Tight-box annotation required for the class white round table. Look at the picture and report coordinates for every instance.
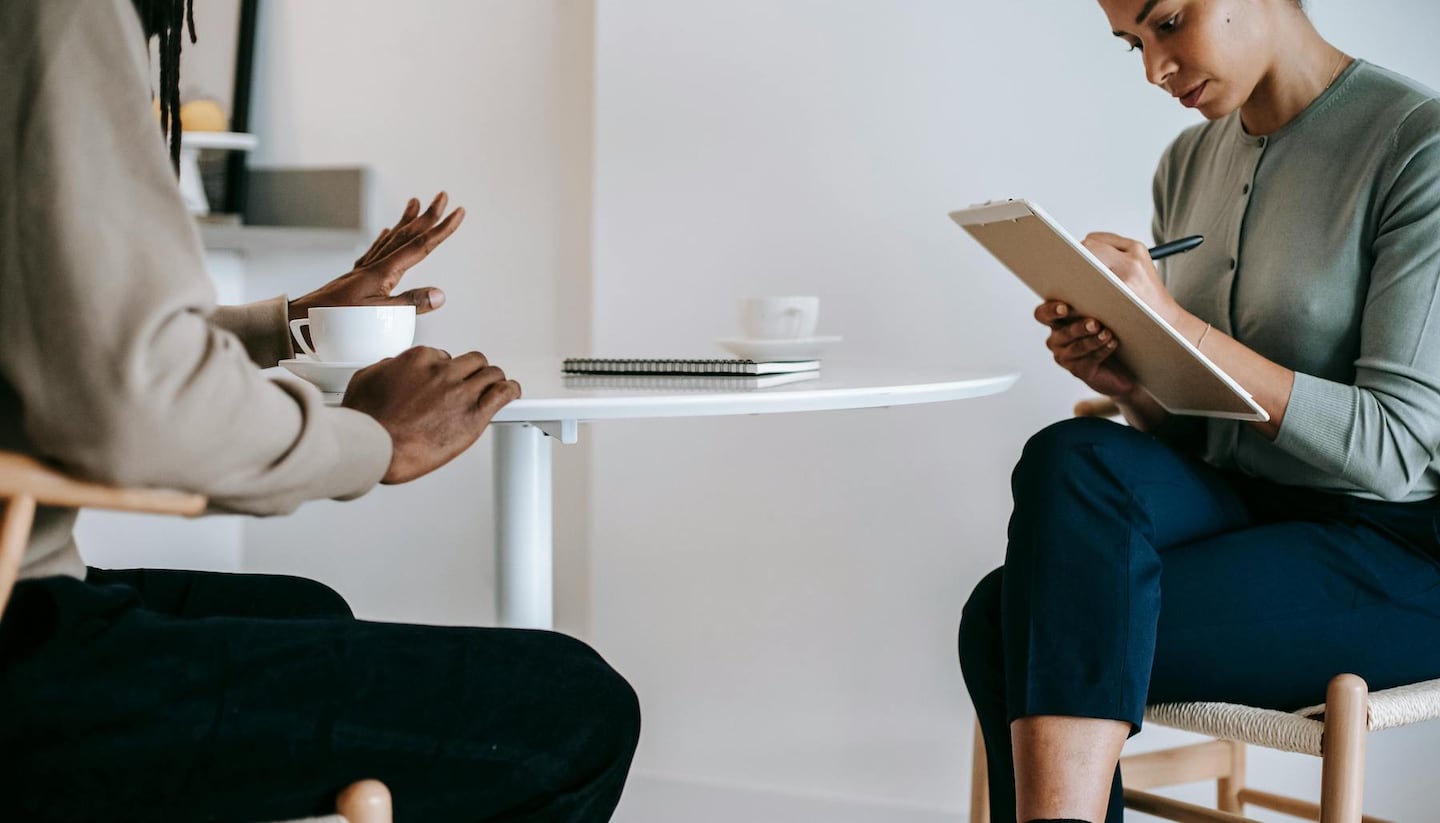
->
[480,358,1018,629]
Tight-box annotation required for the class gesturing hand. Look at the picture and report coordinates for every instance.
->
[289,193,466,324]
[341,347,521,484]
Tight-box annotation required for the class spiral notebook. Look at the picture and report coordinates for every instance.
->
[561,357,820,376]
[563,371,821,391]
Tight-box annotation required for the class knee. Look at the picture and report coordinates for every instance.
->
[1016,417,1120,477]
[540,633,641,770]
[264,574,354,620]
[958,568,1005,685]
[583,647,642,764]
[1010,416,1133,504]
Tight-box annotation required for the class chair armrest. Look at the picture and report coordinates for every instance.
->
[1073,397,1122,418]
[336,779,392,823]
[0,451,208,618]
[0,452,205,516]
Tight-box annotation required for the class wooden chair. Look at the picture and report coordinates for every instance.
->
[0,451,393,823]
[965,399,1440,823]
[972,673,1440,823]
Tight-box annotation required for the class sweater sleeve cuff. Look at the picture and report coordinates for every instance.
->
[318,405,394,500]
[211,295,295,369]
[1273,371,1358,475]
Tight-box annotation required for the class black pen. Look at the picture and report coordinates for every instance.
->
[1148,235,1204,260]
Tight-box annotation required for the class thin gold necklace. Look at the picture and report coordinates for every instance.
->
[1325,50,1349,90]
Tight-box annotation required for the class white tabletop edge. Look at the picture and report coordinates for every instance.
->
[489,371,1019,423]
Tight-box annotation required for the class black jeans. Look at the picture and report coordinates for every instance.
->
[0,567,640,823]
[959,418,1440,823]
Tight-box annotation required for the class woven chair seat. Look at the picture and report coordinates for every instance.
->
[1144,677,1440,756]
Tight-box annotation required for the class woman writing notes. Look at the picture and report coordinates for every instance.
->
[957,1,1440,821]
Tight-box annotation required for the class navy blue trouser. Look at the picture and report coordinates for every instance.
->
[958,418,1440,823]
[0,568,640,823]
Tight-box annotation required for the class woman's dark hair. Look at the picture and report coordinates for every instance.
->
[131,0,196,173]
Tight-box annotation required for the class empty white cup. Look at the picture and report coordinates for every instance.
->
[740,296,820,340]
[289,306,416,364]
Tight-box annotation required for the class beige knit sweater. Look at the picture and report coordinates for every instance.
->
[0,0,393,581]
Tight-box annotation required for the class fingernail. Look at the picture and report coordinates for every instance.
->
[1098,329,1110,341]
[1086,320,1098,332]
[428,289,445,309]
[1107,340,1118,348]
[1056,304,1069,316]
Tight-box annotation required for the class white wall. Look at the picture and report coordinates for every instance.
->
[588,1,1440,820]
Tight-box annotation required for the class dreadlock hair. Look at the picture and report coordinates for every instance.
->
[131,0,197,174]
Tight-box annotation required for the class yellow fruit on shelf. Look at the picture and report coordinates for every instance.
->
[179,99,228,132]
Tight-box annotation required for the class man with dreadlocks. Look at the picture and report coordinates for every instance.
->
[0,1,640,821]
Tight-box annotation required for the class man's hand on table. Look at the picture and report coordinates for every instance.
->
[341,347,521,484]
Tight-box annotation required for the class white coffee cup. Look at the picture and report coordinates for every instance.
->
[740,296,820,340]
[289,306,416,364]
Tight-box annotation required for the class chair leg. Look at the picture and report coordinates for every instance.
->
[0,494,37,618]
[971,720,990,823]
[1217,739,1246,813]
[1319,674,1368,823]
[336,780,392,823]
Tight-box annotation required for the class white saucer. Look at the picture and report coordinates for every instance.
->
[278,357,367,393]
[716,335,841,362]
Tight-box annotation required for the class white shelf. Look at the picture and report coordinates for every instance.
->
[181,131,259,151]
[198,223,367,255]
[181,132,258,216]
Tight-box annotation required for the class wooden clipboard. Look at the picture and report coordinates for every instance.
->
[950,199,1267,421]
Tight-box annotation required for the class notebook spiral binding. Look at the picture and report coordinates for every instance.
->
[561,357,819,376]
